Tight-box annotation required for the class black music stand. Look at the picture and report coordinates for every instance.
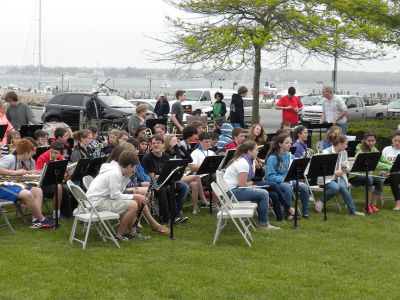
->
[146,118,168,133]
[158,159,189,240]
[218,149,235,170]
[19,124,43,138]
[197,155,224,214]
[303,122,333,140]
[389,154,400,174]
[39,160,68,229]
[284,158,310,228]
[70,158,91,184]
[0,124,7,141]
[307,153,338,221]
[350,152,381,214]
[290,146,296,155]
[347,140,360,158]
[85,156,107,177]
[33,146,50,161]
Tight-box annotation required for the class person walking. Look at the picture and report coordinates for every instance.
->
[4,91,39,130]
[230,86,247,128]
[85,89,102,129]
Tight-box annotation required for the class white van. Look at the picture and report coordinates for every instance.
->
[170,88,237,116]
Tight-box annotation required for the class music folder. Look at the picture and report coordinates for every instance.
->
[0,124,7,141]
[70,158,91,182]
[218,149,236,170]
[19,124,44,138]
[284,158,310,182]
[39,160,68,187]
[157,159,189,184]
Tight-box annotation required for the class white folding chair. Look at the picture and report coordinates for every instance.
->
[0,199,15,233]
[82,175,94,191]
[212,182,255,247]
[305,177,342,212]
[67,181,120,249]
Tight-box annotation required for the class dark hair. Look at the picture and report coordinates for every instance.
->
[198,132,211,141]
[288,86,296,95]
[54,127,68,139]
[227,140,257,167]
[214,92,224,101]
[50,140,64,152]
[151,134,164,144]
[280,121,291,129]
[210,132,219,141]
[117,130,129,139]
[87,125,99,134]
[134,125,148,138]
[392,130,400,139]
[176,90,185,99]
[294,125,307,140]
[126,137,140,148]
[267,133,291,168]
[332,134,347,146]
[182,125,197,140]
[154,124,166,132]
[106,143,135,163]
[215,117,225,127]
[360,131,377,152]
[238,86,248,95]
[118,150,139,168]
[73,129,91,141]
[34,129,48,139]
[232,127,245,138]
[4,91,18,102]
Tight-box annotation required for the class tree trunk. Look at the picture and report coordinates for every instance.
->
[252,44,261,124]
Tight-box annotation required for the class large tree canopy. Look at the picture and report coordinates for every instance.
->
[158,0,399,124]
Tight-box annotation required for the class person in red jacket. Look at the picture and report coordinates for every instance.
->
[275,86,303,125]
[35,140,72,218]
[224,127,246,151]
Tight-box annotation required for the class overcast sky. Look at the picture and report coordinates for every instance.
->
[1,0,399,72]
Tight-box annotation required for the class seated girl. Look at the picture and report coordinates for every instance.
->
[322,125,342,150]
[223,140,280,230]
[349,131,390,213]
[316,135,365,216]
[382,131,400,211]
[266,133,310,218]
[292,125,309,158]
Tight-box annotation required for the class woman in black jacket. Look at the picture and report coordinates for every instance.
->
[229,86,248,128]
[154,94,170,119]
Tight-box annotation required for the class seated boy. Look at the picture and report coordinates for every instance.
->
[102,129,120,155]
[86,150,149,241]
[0,139,52,228]
[224,127,246,151]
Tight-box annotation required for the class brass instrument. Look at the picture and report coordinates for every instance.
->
[145,128,153,138]
[0,174,41,188]
[67,162,78,171]
[306,148,315,158]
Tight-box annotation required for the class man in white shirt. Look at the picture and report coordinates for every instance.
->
[320,85,348,134]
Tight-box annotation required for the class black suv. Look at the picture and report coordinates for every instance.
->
[42,92,134,130]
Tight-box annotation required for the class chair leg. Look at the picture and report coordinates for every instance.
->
[230,217,252,247]
[100,219,120,249]
[69,217,78,244]
[83,219,92,250]
[0,209,14,233]
[213,217,223,245]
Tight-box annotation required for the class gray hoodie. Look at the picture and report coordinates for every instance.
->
[6,102,39,130]
[86,161,132,206]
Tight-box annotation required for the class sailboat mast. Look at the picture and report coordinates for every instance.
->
[38,0,42,91]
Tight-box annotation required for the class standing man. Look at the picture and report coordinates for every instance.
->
[275,86,303,126]
[85,89,102,129]
[170,90,185,133]
[320,85,348,134]
[4,91,39,130]
[154,94,170,119]
[230,86,247,128]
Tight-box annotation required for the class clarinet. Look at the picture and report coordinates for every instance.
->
[132,183,155,229]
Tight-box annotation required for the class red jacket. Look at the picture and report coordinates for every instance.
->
[224,141,237,151]
[35,150,64,171]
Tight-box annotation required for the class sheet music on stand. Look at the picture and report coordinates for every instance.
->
[389,154,400,174]
[146,118,168,133]
[70,158,91,182]
[218,149,236,170]
[85,156,107,177]
[19,124,43,138]
[0,124,7,142]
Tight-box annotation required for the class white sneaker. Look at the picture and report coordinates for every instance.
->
[353,211,365,217]
[315,201,323,213]
[192,208,200,215]
[288,207,295,215]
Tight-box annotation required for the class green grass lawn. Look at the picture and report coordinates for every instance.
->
[1,189,400,299]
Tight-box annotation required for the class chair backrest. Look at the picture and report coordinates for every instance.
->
[215,170,239,205]
[211,182,231,212]
[67,180,96,214]
[82,175,94,190]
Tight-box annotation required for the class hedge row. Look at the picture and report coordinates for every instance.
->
[347,120,400,150]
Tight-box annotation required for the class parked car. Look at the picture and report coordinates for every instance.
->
[128,99,157,119]
[302,95,388,123]
[388,99,400,118]
[169,88,236,116]
[42,92,134,131]
[301,95,323,107]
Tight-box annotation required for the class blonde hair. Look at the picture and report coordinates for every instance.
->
[136,104,147,114]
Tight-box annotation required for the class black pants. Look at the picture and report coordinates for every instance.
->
[154,186,175,222]
[41,183,76,218]
[386,173,400,201]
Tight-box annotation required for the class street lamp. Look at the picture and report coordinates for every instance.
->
[148,75,153,99]
[210,77,214,88]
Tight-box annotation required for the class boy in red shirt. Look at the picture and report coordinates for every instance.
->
[224,127,246,151]
[275,86,303,125]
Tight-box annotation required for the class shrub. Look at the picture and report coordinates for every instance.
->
[347,120,399,150]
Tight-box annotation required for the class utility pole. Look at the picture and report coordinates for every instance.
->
[38,0,42,91]
[148,75,153,99]
[332,24,338,94]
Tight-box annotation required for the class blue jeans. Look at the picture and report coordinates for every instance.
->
[232,187,269,225]
[322,178,356,214]
[278,181,310,215]
[348,175,384,196]
[336,122,347,135]
[176,181,190,215]
[256,181,289,220]
[231,123,242,128]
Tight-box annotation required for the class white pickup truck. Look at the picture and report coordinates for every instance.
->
[302,95,388,123]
